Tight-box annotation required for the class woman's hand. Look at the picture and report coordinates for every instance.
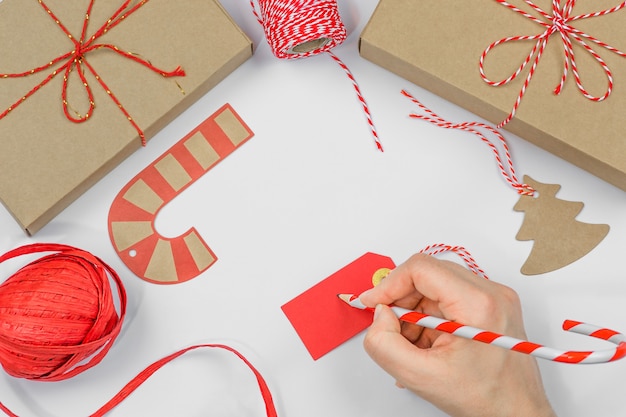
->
[359,253,556,417]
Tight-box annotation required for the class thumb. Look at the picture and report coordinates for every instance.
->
[363,305,425,382]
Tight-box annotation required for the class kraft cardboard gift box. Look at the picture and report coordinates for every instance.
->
[0,0,253,234]
[360,0,626,191]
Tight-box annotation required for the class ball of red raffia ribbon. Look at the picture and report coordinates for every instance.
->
[0,243,126,382]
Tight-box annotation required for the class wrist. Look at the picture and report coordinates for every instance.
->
[506,395,556,417]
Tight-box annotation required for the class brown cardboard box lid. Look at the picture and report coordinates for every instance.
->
[0,0,253,234]
[360,0,626,191]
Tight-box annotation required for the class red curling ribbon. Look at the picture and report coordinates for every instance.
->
[0,0,185,146]
[402,89,536,196]
[0,345,278,417]
[90,344,278,417]
[480,0,626,128]
[0,243,278,416]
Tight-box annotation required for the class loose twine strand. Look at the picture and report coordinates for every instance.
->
[402,90,535,196]
[250,0,383,151]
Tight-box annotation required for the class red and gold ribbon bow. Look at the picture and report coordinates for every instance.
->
[0,0,185,146]
[480,0,626,128]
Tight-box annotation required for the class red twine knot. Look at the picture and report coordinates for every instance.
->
[0,243,126,382]
[480,0,626,128]
[0,0,185,146]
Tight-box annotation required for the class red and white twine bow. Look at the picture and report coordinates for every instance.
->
[0,0,185,146]
[481,0,626,128]
[402,90,535,196]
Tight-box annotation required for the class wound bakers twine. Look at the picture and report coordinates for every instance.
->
[250,0,383,151]
[0,244,277,417]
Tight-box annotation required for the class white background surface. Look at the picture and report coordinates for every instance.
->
[2,1,626,416]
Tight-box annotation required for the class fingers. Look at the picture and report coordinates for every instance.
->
[359,253,482,313]
[363,304,427,384]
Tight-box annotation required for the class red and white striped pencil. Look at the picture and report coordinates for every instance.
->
[338,293,626,364]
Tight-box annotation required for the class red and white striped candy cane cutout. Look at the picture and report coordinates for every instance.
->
[108,104,253,284]
[341,294,626,364]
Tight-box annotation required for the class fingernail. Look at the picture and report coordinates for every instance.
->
[374,304,383,319]
[359,288,372,298]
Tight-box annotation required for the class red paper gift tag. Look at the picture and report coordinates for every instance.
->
[281,252,395,360]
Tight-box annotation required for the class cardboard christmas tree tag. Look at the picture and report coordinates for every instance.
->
[400,91,610,276]
[514,175,610,275]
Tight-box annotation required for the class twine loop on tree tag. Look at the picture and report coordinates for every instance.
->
[250,0,383,151]
[0,0,185,146]
[480,0,626,128]
[402,89,610,275]
[402,90,535,196]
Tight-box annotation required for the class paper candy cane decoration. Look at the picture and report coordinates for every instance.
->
[108,104,253,284]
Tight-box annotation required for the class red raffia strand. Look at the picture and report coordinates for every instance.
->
[480,0,626,128]
[88,344,278,417]
[0,0,185,146]
[401,89,536,196]
[0,244,277,417]
[419,243,489,280]
[250,0,383,152]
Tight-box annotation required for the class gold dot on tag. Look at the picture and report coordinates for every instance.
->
[372,268,391,286]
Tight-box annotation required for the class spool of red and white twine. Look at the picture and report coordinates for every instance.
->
[0,244,277,417]
[250,0,383,151]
